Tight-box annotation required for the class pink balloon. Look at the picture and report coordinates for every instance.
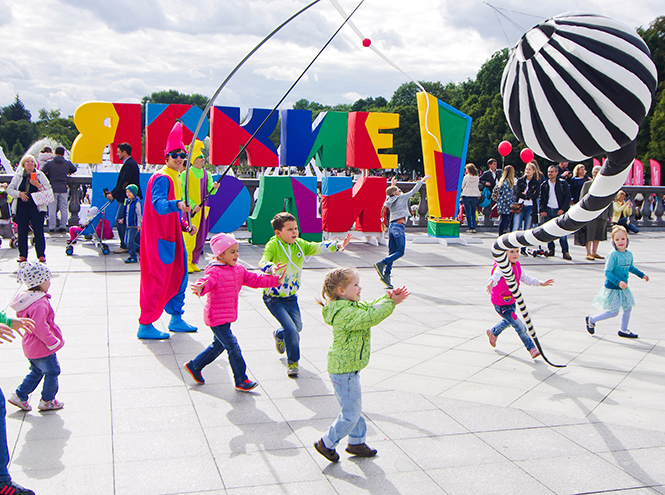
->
[498,141,512,157]
[520,148,534,163]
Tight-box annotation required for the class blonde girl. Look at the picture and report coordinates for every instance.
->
[314,268,408,463]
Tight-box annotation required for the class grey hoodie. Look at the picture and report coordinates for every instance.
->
[384,180,425,223]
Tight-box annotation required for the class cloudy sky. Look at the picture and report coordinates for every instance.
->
[0,0,662,119]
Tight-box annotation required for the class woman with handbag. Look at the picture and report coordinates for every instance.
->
[6,155,52,263]
[494,165,515,236]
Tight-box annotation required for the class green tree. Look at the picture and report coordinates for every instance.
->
[0,95,32,123]
[36,108,79,148]
[11,141,24,160]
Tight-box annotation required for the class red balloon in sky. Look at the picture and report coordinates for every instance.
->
[362,38,371,47]
[520,148,534,163]
[498,141,512,157]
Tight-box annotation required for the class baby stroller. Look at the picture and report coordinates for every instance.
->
[65,201,113,256]
[0,187,17,249]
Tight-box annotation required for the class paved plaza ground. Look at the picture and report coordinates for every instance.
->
[1,228,664,495]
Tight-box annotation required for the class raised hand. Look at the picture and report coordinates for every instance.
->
[191,280,206,296]
[338,233,352,251]
[388,286,410,305]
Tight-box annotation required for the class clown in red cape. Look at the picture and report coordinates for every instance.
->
[137,122,198,340]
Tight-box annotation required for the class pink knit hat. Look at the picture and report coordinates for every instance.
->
[210,233,238,257]
[164,121,186,158]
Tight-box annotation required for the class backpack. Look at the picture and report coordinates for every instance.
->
[479,187,492,208]
[491,183,501,202]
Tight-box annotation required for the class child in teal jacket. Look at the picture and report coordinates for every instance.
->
[314,267,409,463]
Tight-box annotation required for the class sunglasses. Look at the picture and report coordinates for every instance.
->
[168,152,187,159]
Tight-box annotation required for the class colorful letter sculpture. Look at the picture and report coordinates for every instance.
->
[209,106,278,167]
[71,102,142,164]
[347,112,399,169]
[207,175,252,234]
[416,91,472,236]
[279,110,348,169]
[145,104,209,164]
[247,176,321,244]
[321,176,385,233]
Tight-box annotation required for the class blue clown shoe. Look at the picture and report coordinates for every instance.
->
[169,315,198,333]
[137,324,170,340]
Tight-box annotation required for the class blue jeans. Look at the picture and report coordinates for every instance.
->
[490,303,535,351]
[16,353,60,402]
[0,387,9,482]
[263,295,302,363]
[189,323,248,385]
[617,217,639,233]
[322,371,366,449]
[544,207,569,254]
[462,196,478,230]
[125,227,139,259]
[512,205,534,231]
[498,214,512,235]
[381,221,406,277]
[115,202,127,249]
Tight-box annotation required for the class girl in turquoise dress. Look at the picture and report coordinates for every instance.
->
[585,225,650,338]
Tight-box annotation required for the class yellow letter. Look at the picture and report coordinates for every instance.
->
[71,102,119,163]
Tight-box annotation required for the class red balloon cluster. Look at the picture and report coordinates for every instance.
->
[498,141,512,157]
[520,148,534,163]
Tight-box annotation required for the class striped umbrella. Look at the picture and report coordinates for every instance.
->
[495,13,657,367]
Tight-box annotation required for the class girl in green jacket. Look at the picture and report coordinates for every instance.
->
[314,267,409,463]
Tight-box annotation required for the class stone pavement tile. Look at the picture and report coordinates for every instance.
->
[606,386,665,411]
[362,389,439,414]
[427,461,554,495]
[465,365,555,390]
[271,396,340,421]
[212,446,322,490]
[12,463,114,495]
[442,403,544,433]
[477,426,590,461]
[205,421,303,454]
[194,394,285,428]
[439,381,529,408]
[372,371,459,396]
[114,455,223,495]
[312,439,420,473]
[112,404,201,434]
[598,447,665,486]
[359,368,399,388]
[11,433,112,470]
[618,370,665,392]
[590,403,665,433]
[113,428,210,462]
[516,453,652,494]
[407,356,486,380]
[554,423,665,454]
[509,389,602,419]
[366,408,468,439]
[58,371,110,393]
[395,433,507,469]
[257,374,333,400]
[112,385,192,409]
[325,466,446,495]
[226,480,337,495]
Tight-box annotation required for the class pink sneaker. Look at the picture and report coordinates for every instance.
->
[8,393,31,411]
[38,399,64,411]
[529,347,541,359]
[486,329,497,348]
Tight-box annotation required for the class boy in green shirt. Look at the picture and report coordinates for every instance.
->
[260,212,351,377]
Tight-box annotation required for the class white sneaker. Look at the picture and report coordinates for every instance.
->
[38,399,64,411]
[8,393,31,411]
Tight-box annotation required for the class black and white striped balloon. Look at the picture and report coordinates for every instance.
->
[501,12,657,163]
[494,13,657,367]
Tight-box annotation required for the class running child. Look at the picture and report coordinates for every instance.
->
[260,212,351,377]
[7,262,65,412]
[185,233,287,391]
[374,175,430,288]
[585,225,649,339]
[486,248,554,358]
[314,267,409,463]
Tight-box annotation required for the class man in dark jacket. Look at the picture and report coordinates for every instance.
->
[479,158,502,226]
[42,147,77,232]
[539,165,572,260]
[105,143,142,253]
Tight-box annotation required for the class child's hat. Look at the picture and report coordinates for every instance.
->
[210,233,238,257]
[191,139,205,162]
[125,184,139,197]
[164,121,186,158]
[18,261,51,289]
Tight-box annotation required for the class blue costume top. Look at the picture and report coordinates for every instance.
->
[604,249,645,289]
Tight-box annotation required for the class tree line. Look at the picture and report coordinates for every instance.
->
[1,15,662,176]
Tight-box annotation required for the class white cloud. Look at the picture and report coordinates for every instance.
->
[343,91,363,101]
[0,1,12,26]
[253,65,309,82]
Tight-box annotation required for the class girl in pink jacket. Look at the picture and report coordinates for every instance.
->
[8,262,65,412]
[185,233,286,391]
